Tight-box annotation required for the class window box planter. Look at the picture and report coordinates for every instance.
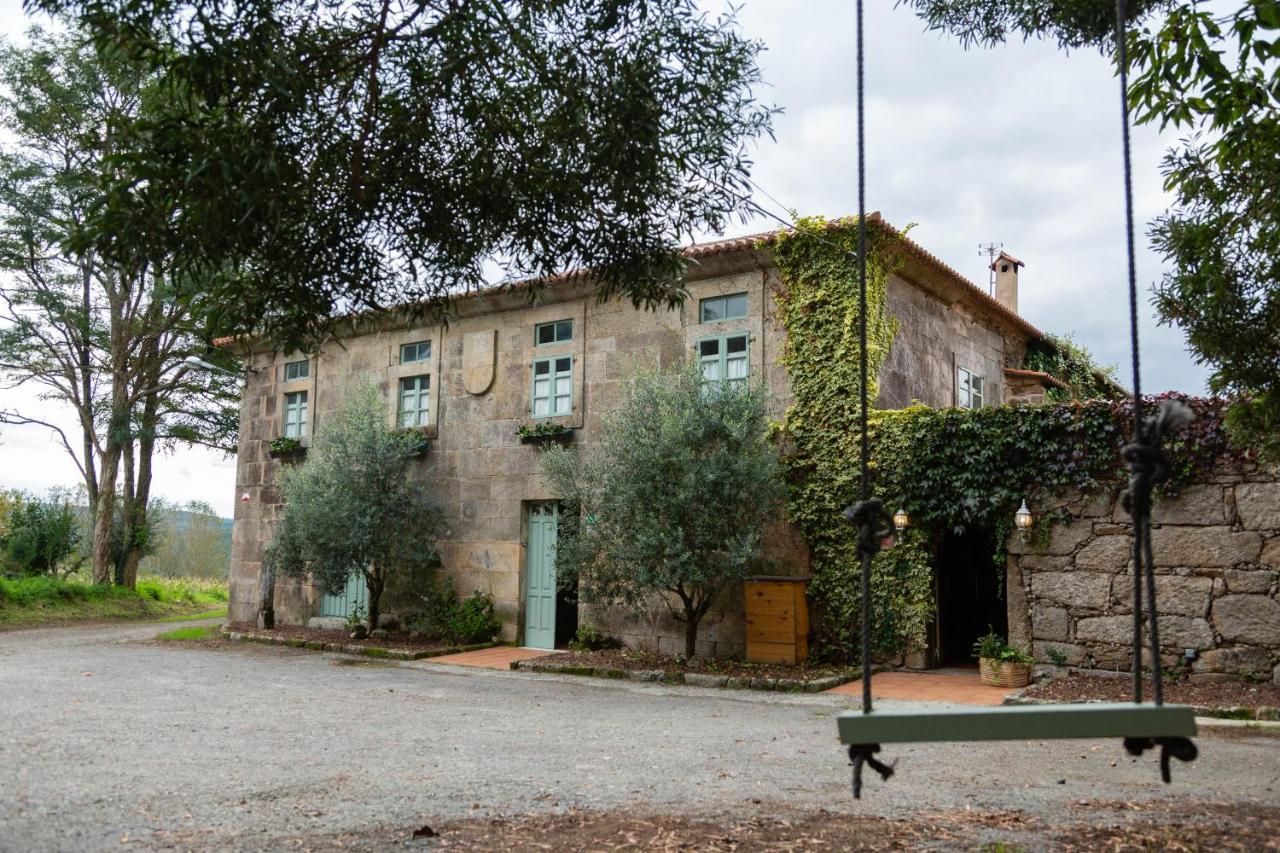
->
[517,424,576,445]
[404,437,430,457]
[267,437,307,460]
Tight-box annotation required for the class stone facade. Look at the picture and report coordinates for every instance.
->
[224,221,1047,656]
[1009,472,1280,684]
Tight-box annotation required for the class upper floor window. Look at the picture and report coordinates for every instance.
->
[400,341,431,364]
[699,292,748,323]
[532,355,572,417]
[283,391,308,437]
[957,366,984,409]
[398,376,430,428]
[284,359,309,381]
[535,319,573,346]
[699,334,748,387]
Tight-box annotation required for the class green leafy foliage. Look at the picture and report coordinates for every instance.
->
[0,493,82,577]
[516,422,574,439]
[1022,333,1121,401]
[568,625,624,652]
[409,577,502,645]
[31,0,776,349]
[973,630,1033,664]
[768,217,928,659]
[898,0,1170,50]
[266,384,445,630]
[541,365,785,658]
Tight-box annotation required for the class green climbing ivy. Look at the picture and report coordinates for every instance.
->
[769,217,1249,663]
[1022,332,1121,401]
[767,216,931,660]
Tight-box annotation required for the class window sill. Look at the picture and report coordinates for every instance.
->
[518,426,577,446]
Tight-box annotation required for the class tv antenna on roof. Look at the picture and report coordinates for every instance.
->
[978,241,1003,295]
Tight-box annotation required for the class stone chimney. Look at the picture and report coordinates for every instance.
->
[990,251,1024,314]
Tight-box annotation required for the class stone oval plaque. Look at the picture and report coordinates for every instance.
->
[462,330,496,395]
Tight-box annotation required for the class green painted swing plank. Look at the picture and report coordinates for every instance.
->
[838,703,1196,745]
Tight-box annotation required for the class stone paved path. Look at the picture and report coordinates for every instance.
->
[829,670,1015,706]
[1,619,1277,851]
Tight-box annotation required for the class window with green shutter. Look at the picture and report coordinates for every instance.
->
[531,356,572,417]
[398,376,430,428]
[698,333,749,387]
[283,391,308,437]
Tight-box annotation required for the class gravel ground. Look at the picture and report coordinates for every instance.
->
[1,620,1278,852]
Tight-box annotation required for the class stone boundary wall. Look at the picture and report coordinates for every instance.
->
[1008,467,1280,685]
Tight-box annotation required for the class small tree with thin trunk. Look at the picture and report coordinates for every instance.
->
[541,365,784,658]
[266,384,443,631]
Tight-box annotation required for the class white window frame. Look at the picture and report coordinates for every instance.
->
[699,292,748,323]
[398,375,430,428]
[531,355,573,418]
[283,359,309,381]
[283,391,308,437]
[957,366,984,409]
[534,319,573,346]
[399,341,431,364]
[698,333,749,388]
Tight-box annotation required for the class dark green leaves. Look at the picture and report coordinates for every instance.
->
[30,0,776,350]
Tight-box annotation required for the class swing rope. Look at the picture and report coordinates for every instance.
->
[842,0,1197,798]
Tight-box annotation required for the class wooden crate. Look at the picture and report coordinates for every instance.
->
[745,576,809,665]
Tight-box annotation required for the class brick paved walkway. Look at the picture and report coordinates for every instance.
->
[427,646,560,670]
[827,671,1014,706]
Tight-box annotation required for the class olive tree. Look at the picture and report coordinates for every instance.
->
[541,366,784,658]
[266,384,444,631]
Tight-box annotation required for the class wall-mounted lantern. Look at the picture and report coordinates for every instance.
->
[893,507,910,532]
[1015,499,1033,540]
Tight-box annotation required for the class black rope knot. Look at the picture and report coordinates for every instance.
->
[843,498,892,562]
[848,743,895,799]
[1121,400,1195,517]
[1123,736,1198,783]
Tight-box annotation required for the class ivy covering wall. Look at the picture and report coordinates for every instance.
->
[1022,333,1121,402]
[767,218,1248,663]
[766,217,933,660]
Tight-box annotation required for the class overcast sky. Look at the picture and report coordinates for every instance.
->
[0,1,1209,518]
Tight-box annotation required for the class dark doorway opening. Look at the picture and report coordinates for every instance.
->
[935,526,1004,666]
[554,576,578,648]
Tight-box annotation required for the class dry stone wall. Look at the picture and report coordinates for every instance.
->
[1009,469,1280,685]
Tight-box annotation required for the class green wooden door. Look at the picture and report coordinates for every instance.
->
[524,502,559,649]
[319,572,369,620]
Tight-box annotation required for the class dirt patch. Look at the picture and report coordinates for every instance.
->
[225,621,463,654]
[1024,672,1280,712]
[225,801,1280,851]
[545,647,855,682]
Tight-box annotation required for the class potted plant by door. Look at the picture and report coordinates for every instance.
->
[974,631,1033,688]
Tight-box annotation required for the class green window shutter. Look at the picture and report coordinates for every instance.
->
[531,356,572,417]
[283,391,308,437]
[697,334,749,387]
[398,376,430,427]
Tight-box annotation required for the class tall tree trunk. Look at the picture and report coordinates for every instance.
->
[683,609,699,659]
[366,568,383,632]
[90,444,120,584]
[121,395,158,588]
[116,436,135,585]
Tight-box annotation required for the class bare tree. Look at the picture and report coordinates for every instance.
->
[0,28,238,585]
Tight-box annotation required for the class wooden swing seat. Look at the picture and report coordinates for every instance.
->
[837,702,1197,745]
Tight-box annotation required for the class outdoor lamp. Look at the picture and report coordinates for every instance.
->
[1015,500,1033,539]
[893,507,909,531]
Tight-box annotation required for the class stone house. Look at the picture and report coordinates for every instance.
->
[220,215,1086,657]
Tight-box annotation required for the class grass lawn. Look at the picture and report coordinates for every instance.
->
[156,625,219,641]
[0,574,228,629]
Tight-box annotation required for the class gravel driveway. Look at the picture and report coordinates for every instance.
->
[1,620,1277,851]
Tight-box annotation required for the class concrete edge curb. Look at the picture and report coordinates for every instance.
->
[509,659,859,693]
[1004,694,1280,722]
[219,630,498,661]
